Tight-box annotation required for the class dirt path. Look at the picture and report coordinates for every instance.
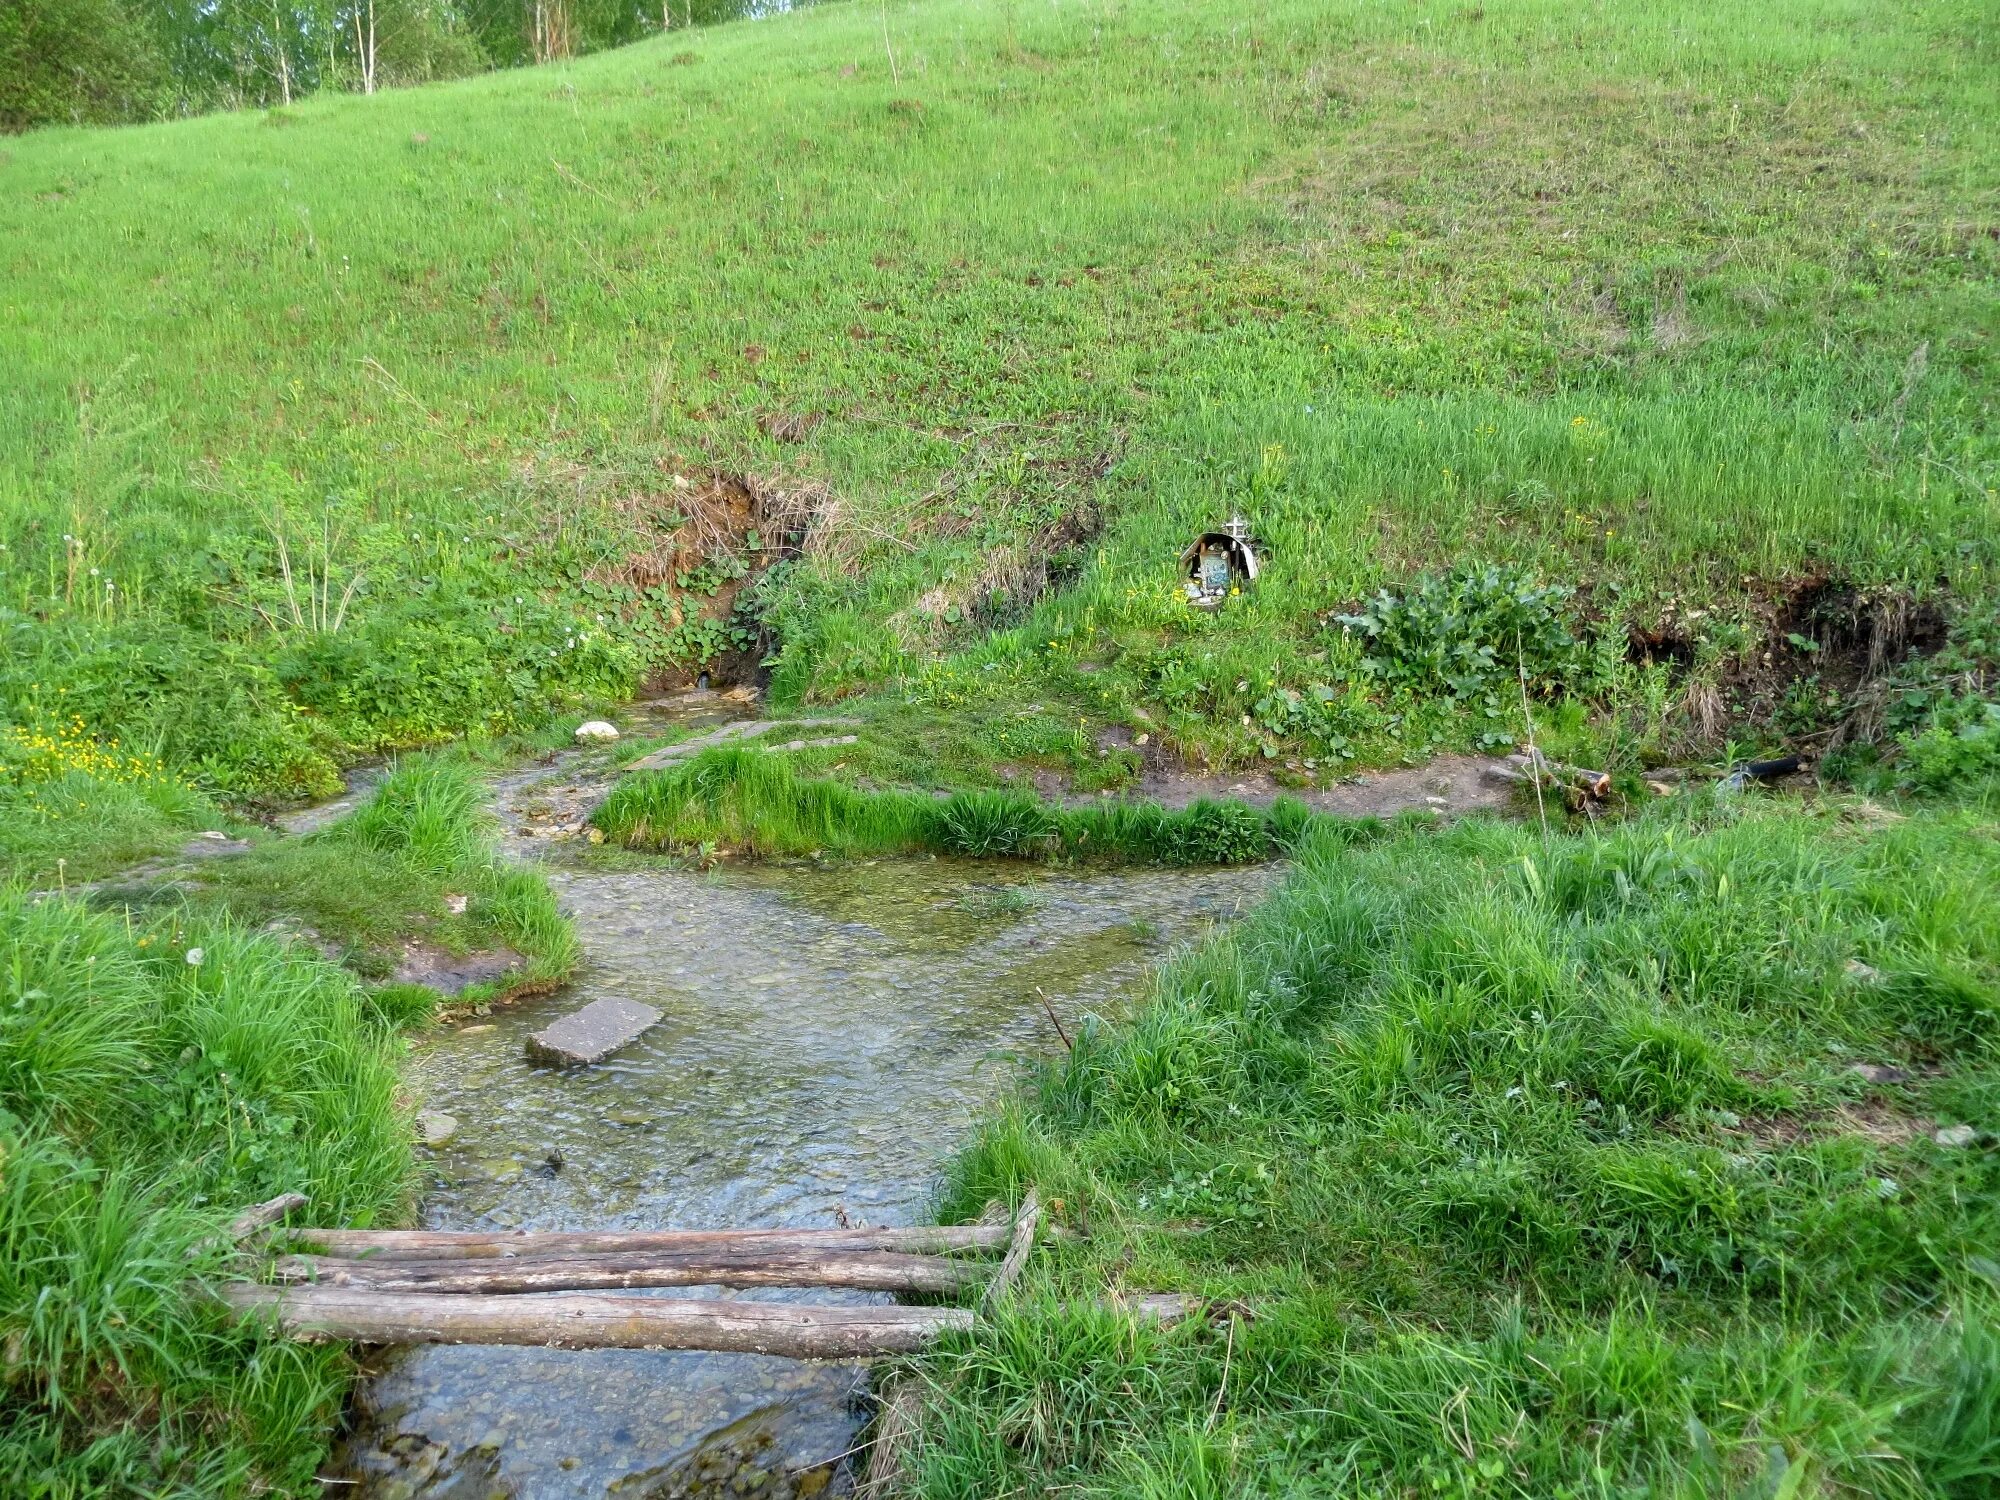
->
[1018,750,1518,821]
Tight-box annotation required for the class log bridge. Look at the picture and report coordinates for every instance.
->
[217,1193,1191,1360]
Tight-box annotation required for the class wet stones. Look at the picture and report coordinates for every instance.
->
[526,997,663,1067]
[416,1112,459,1147]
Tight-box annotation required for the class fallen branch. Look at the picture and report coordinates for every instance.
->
[272,1247,983,1296]
[189,1193,307,1261]
[982,1190,1039,1309]
[223,1284,970,1357]
[221,1284,1197,1357]
[288,1223,1010,1262]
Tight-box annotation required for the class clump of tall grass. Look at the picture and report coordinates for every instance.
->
[592,747,1308,866]
[915,797,2000,1494]
[188,754,581,991]
[333,754,490,873]
[0,891,411,1493]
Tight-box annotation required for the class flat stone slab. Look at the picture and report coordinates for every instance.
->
[526,998,662,1068]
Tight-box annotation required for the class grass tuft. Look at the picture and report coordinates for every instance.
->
[592,746,1309,867]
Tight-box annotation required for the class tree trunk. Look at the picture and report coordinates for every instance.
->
[289,1224,1010,1261]
[272,1248,983,1296]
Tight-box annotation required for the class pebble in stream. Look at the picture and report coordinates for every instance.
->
[331,728,1276,1498]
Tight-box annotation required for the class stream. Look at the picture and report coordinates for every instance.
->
[329,702,1278,1499]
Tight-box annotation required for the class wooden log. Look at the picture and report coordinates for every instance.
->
[271,1248,983,1296]
[188,1192,308,1261]
[982,1190,1039,1309]
[222,1284,973,1357]
[289,1224,1010,1262]
[221,1285,1200,1357]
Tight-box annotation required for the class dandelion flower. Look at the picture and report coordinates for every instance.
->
[185,947,205,967]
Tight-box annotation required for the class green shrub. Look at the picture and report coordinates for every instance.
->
[0,0,164,130]
[1338,564,1587,701]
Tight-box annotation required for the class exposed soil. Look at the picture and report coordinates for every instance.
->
[1016,741,1517,820]
[392,942,529,998]
[1629,576,1951,746]
[1730,1101,1934,1153]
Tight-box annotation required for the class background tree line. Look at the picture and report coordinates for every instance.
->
[1,0,766,131]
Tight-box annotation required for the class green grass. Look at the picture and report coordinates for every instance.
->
[0,767,217,885]
[0,0,1994,789]
[594,743,1309,863]
[181,754,582,996]
[0,0,1996,1491]
[0,892,412,1495]
[903,791,2000,1496]
[0,752,578,1492]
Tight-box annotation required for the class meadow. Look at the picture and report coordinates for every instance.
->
[0,0,1996,1492]
[2,0,1994,808]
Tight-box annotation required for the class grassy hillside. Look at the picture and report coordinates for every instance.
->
[0,0,1996,1494]
[2,0,1995,813]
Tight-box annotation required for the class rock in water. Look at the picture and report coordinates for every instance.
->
[415,1111,459,1147]
[575,720,620,742]
[526,997,663,1067]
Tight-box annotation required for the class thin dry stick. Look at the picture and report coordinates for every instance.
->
[189,1191,308,1261]
[880,0,899,83]
[1034,986,1073,1052]
[550,159,629,212]
[1516,637,1550,851]
[1207,1313,1234,1430]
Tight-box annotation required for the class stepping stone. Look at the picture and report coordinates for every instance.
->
[526,997,662,1068]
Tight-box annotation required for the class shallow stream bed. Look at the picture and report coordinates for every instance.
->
[332,742,1276,1498]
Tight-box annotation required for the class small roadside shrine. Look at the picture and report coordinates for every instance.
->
[1181,515,1260,608]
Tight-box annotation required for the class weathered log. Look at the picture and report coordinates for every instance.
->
[221,1284,1199,1357]
[982,1190,1039,1309]
[188,1192,309,1261]
[288,1224,1010,1261]
[222,1285,973,1357]
[271,1248,982,1296]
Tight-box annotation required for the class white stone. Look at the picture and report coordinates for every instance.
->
[416,1111,459,1147]
[574,720,620,742]
[1934,1124,1978,1148]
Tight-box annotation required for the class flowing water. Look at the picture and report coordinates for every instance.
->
[332,706,1278,1498]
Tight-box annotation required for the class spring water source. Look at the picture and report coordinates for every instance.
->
[332,710,1277,1498]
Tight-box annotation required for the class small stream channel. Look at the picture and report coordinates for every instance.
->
[330,702,1278,1498]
